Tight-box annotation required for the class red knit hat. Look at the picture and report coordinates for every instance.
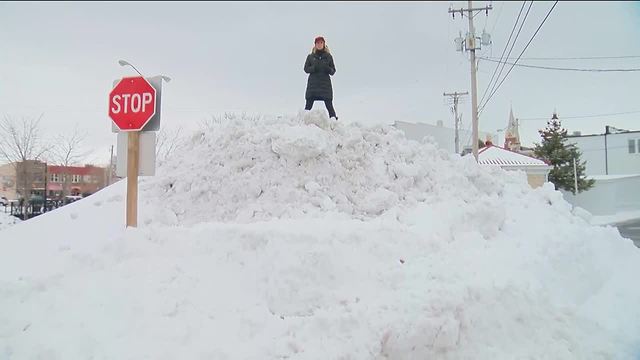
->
[314,36,325,44]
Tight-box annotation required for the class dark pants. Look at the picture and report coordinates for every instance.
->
[305,99,337,119]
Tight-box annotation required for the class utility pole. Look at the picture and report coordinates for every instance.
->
[573,157,579,195]
[43,162,47,213]
[449,1,492,161]
[604,125,610,175]
[443,91,468,154]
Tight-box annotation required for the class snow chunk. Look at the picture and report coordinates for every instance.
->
[270,124,329,162]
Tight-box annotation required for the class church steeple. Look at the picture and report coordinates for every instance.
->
[504,106,521,151]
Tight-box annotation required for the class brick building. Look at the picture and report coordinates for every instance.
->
[47,165,109,199]
[0,163,17,200]
[0,161,110,200]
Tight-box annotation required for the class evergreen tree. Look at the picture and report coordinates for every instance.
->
[534,112,595,194]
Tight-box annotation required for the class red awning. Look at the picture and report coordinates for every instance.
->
[47,184,63,191]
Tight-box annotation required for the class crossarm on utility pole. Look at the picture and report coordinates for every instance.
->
[448,6,493,15]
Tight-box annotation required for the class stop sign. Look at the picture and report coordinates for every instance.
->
[109,76,157,131]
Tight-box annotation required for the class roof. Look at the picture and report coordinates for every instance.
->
[589,174,640,181]
[48,165,103,176]
[478,145,550,167]
[567,129,640,138]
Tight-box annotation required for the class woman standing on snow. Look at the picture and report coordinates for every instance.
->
[304,36,338,120]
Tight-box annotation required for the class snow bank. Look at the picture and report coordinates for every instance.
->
[0,210,20,231]
[141,110,464,225]
[1,110,639,359]
[591,209,640,226]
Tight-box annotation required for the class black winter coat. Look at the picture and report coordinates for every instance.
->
[304,50,336,101]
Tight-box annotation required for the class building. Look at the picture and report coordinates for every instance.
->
[478,142,552,188]
[567,126,640,176]
[47,165,109,199]
[503,107,521,151]
[393,120,491,154]
[1,161,109,200]
[0,163,17,200]
[563,126,640,219]
[562,174,640,216]
[499,107,537,158]
[15,160,47,199]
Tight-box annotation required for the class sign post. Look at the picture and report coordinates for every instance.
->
[126,131,140,227]
[109,76,157,227]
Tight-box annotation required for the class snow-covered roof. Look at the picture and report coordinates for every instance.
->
[589,174,640,181]
[478,145,550,167]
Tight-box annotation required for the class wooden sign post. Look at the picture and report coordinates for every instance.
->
[126,131,140,227]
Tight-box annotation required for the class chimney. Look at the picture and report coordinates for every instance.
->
[485,134,493,146]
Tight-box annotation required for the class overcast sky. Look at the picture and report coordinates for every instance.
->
[1,1,639,164]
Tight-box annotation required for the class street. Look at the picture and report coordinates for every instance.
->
[616,219,640,248]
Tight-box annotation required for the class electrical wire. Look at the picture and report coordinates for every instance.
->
[479,1,559,115]
[479,1,528,107]
[482,1,533,106]
[478,57,640,72]
[482,55,640,61]
[519,110,640,121]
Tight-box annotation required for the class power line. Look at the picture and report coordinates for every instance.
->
[482,55,640,61]
[484,1,533,104]
[479,1,558,115]
[478,57,640,72]
[480,1,558,113]
[519,110,640,121]
[479,1,528,107]
[479,1,526,106]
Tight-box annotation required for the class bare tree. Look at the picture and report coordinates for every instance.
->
[0,115,50,219]
[48,126,89,197]
[156,126,184,164]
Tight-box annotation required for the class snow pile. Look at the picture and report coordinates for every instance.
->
[141,110,470,225]
[0,210,20,231]
[1,110,639,359]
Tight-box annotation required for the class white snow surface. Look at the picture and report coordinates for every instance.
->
[1,110,639,359]
[590,209,640,226]
[0,210,20,231]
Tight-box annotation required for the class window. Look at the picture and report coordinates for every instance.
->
[629,139,637,154]
[72,174,81,183]
[50,174,59,182]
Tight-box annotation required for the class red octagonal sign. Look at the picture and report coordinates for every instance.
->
[109,76,157,131]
